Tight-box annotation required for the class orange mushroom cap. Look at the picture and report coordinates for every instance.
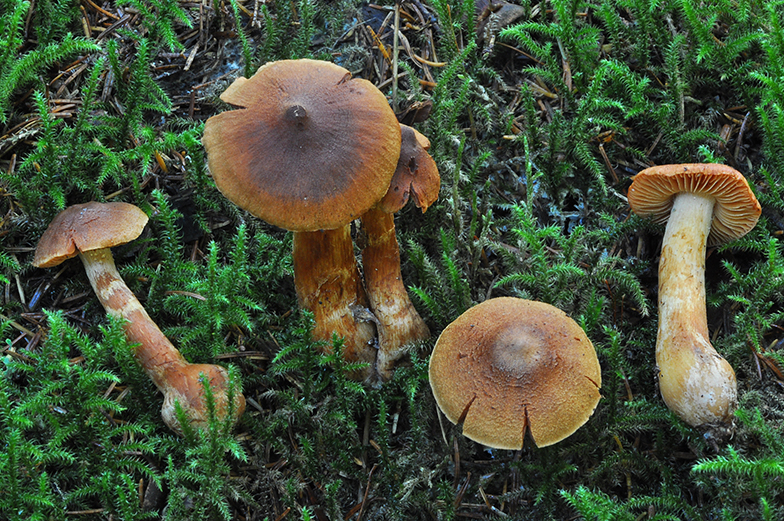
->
[378,124,440,214]
[627,163,760,246]
[202,59,402,232]
[33,202,148,268]
[429,297,602,449]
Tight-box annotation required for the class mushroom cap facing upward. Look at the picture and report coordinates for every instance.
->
[202,59,402,232]
[428,297,602,449]
[378,124,440,214]
[33,202,149,268]
[627,163,761,246]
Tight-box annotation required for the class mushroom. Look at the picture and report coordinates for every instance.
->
[362,124,440,380]
[202,59,402,381]
[33,202,246,434]
[628,163,760,428]
[428,297,602,449]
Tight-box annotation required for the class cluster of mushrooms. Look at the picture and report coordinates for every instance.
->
[202,59,440,383]
[31,57,760,442]
[32,58,440,435]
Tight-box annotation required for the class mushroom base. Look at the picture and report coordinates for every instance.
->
[292,226,378,381]
[657,332,738,428]
[361,207,430,380]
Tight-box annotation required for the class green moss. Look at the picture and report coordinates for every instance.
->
[2,0,784,518]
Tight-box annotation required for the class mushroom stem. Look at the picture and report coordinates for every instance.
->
[292,226,377,379]
[360,207,429,380]
[656,192,737,426]
[79,248,245,434]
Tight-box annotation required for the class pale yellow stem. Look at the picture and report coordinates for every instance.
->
[656,192,737,427]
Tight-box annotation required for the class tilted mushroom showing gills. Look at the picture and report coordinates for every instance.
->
[33,202,246,435]
[202,59,402,381]
[628,164,760,428]
[363,124,440,380]
[429,298,601,449]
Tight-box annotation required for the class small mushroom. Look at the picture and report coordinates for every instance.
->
[33,202,246,435]
[628,163,760,428]
[203,59,402,381]
[428,297,602,449]
[362,124,440,380]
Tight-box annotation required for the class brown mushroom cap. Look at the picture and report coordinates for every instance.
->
[428,297,602,449]
[378,125,440,214]
[202,59,402,232]
[33,202,149,268]
[627,163,761,246]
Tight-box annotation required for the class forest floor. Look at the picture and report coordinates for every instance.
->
[2,0,784,519]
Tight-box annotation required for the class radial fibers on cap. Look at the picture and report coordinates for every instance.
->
[202,59,402,232]
[429,297,602,449]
